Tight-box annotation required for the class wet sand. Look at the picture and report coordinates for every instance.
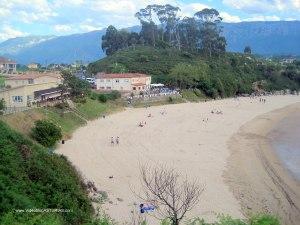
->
[57,95,300,224]
[224,103,300,225]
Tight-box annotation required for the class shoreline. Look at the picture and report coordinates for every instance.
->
[224,103,300,225]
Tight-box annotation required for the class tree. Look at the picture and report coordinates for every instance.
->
[102,25,120,55]
[0,98,5,111]
[244,46,252,54]
[140,164,203,225]
[195,8,226,57]
[60,70,90,97]
[109,63,128,73]
[31,120,62,147]
[135,5,159,47]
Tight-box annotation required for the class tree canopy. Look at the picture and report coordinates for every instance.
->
[101,5,226,57]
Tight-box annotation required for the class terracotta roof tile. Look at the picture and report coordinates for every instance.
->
[6,72,61,80]
[0,56,16,64]
[95,73,149,79]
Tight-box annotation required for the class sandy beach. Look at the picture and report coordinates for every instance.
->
[57,95,300,224]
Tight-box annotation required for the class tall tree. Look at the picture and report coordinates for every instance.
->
[135,5,159,46]
[102,25,119,55]
[195,8,226,57]
[244,46,252,54]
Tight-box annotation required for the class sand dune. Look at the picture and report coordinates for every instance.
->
[57,95,300,224]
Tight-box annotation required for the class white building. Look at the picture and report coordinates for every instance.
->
[95,73,151,92]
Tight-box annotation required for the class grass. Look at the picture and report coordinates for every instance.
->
[0,75,5,88]
[181,89,209,102]
[76,98,109,120]
[1,109,45,136]
[38,107,86,138]
[131,96,185,108]
[0,121,93,225]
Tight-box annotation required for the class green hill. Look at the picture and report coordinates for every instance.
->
[0,121,93,225]
[88,46,300,97]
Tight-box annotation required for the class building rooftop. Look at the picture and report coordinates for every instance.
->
[95,73,149,79]
[6,72,61,80]
[0,56,16,64]
[34,87,62,98]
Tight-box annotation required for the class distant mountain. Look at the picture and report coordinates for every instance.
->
[222,21,300,55]
[0,21,299,65]
[0,35,55,56]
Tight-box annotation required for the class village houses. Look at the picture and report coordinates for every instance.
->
[0,72,62,108]
[95,73,151,92]
[0,57,17,74]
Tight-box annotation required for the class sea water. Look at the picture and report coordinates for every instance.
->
[269,111,300,181]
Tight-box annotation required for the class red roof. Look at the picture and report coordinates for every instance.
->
[132,83,146,86]
[0,56,16,64]
[6,72,61,80]
[95,73,149,79]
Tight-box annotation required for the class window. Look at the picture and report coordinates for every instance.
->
[12,96,23,102]
[116,79,119,83]
[125,79,129,82]
[106,87,111,90]
[133,87,136,90]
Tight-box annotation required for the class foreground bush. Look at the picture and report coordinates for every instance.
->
[31,120,62,147]
[0,121,93,224]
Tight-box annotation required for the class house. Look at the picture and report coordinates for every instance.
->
[27,63,39,69]
[95,73,151,92]
[0,72,62,108]
[5,72,62,88]
[34,87,65,102]
[0,57,17,74]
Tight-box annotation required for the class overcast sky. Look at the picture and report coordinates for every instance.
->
[0,0,300,41]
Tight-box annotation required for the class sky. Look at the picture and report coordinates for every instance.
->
[0,0,300,42]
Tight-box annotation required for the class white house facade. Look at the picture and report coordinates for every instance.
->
[95,73,151,92]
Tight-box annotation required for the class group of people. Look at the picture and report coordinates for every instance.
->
[259,98,267,103]
[211,109,223,115]
[110,136,120,145]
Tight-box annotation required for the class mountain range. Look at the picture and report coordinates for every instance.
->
[0,21,299,65]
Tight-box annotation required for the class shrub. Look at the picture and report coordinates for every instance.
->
[98,94,108,103]
[73,97,87,104]
[31,120,62,147]
[54,102,69,109]
[110,90,121,100]
[90,92,99,100]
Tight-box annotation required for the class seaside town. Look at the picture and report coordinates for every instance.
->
[1,1,300,225]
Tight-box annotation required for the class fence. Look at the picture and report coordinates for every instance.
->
[2,106,30,115]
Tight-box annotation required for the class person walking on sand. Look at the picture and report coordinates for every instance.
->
[111,137,114,145]
[116,136,119,145]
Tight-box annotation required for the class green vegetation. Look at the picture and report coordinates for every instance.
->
[76,98,108,120]
[38,107,86,137]
[0,121,93,225]
[31,120,63,147]
[89,46,300,98]
[0,75,5,88]
[0,98,5,114]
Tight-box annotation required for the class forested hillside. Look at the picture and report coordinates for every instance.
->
[88,4,300,98]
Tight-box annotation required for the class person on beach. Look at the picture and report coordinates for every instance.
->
[111,137,114,145]
[116,136,119,145]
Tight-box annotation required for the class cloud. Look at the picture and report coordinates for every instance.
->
[53,24,72,32]
[0,25,28,41]
[223,0,299,13]
[0,0,57,23]
[244,15,281,22]
[220,12,242,23]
